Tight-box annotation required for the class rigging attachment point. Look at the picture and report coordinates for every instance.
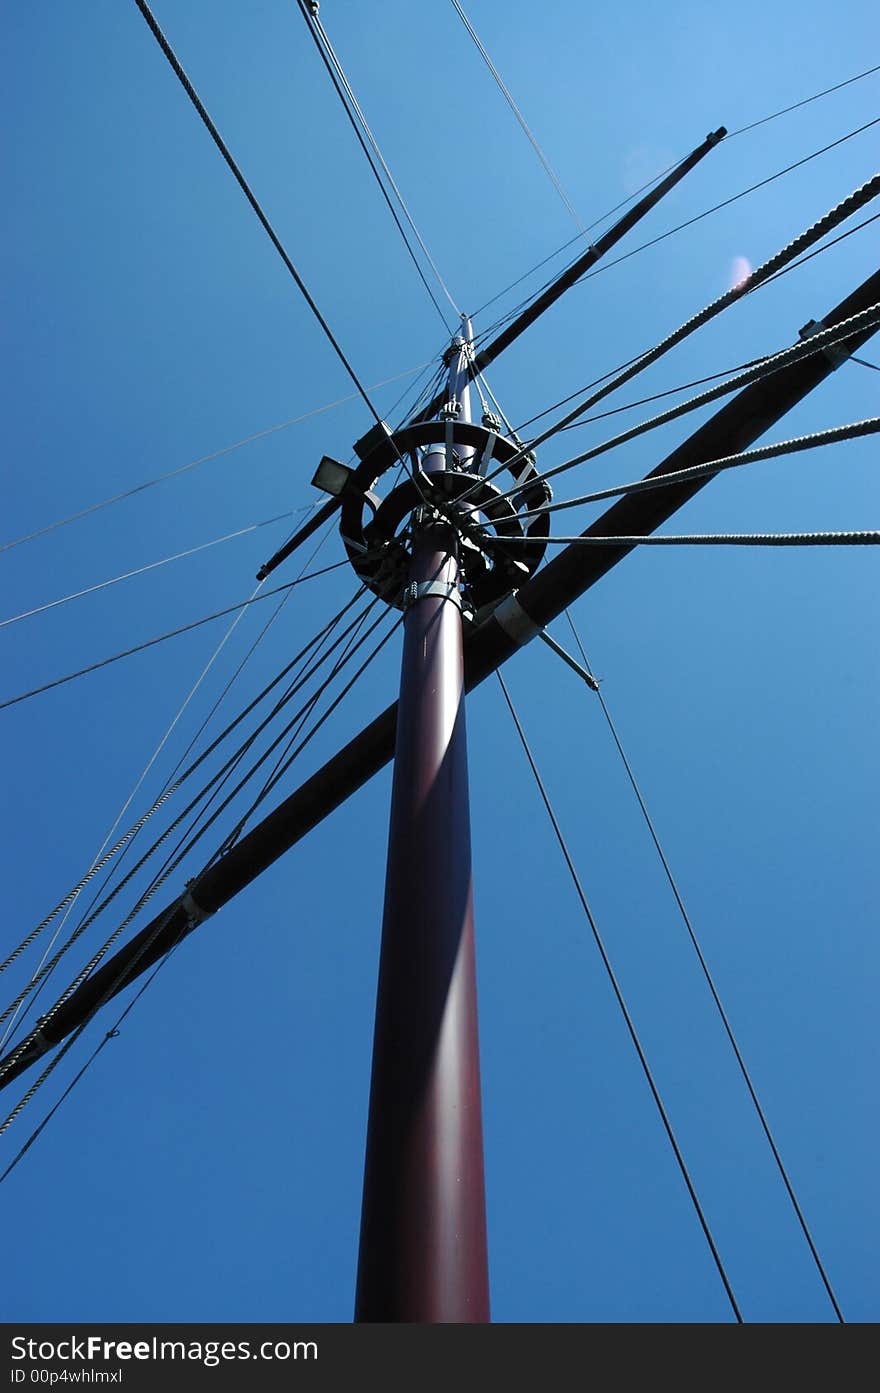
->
[337,418,552,611]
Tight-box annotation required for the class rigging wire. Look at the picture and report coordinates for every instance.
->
[0,904,186,1141]
[298,1,460,329]
[131,0,399,431]
[0,519,345,1053]
[0,939,183,1187]
[0,946,180,1186]
[512,204,880,440]
[467,60,880,326]
[208,596,398,860]
[480,302,880,509]
[0,601,404,1123]
[129,0,439,531]
[0,593,389,1084]
[0,360,432,556]
[159,514,341,797]
[0,512,296,630]
[471,116,880,349]
[852,355,880,371]
[448,0,582,229]
[453,187,880,520]
[496,670,743,1323]
[726,61,880,138]
[511,418,880,522]
[0,557,358,713]
[0,582,266,1054]
[467,160,683,323]
[0,585,365,988]
[0,551,447,1069]
[560,614,845,1322]
[0,591,379,1033]
[495,530,880,548]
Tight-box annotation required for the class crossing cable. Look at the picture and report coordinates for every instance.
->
[852,355,880,371]
[0,579,266,1054]
[201,596,392,864]
[471,117,880,349]
[0,593,392,1088]
[0,512,298,630]
[0,556,357,713]
[196,598,405,866]
[560,614,845,1322]
[0,585,368,980]
[509,201,880,437]
[159,511,342,799]
[0,904,185,1140]
[140,599,400,883]
[0,359,432,556]
[456,206,880,515]
[468,159,684,323]
[0,619,369,1050]
[0,939,183,1186]
[133,1,443,527]
[0,598,404,1112]
[448,0,583,230]
[0,520,345,1054]
[0,593,379,1026]
[478,302,880,510]
[297,1,460,330]
[519,355,774,440]
[725,62,880,138]
[207,594,400,861]
[468,61,880,326]
[0,590,386,1121]
[509,417,880,522]
[132,0,399,429]
[496,670,743,1323]
[496,530,880,548]
[470,171,880,479]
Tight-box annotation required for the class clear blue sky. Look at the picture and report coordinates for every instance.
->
[1,0,877,1323]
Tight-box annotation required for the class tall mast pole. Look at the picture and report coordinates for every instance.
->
[354,320,490,1322]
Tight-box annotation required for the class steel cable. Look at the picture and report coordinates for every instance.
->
[298,2,460,329]
[468,61,880,328]
[511,417,880,522]
[0,593,391,1089]
[0,584,368,981]
[496,670,743,1323]
[0,557,357,712]
[471,118,880,350]
[448,0,582,229]
[559,613,845,1322]
[481,302,880,509]
[0,512,297,630]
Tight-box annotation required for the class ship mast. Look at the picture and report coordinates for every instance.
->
[355,323,489,1321]
[3,19,879,1318]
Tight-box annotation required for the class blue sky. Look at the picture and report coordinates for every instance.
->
[1,0,877,1323]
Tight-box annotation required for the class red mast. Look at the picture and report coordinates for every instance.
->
[354,324,490,1322]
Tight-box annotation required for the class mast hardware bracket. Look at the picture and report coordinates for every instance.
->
[354,419,394,462]
[798,318,853,370]
[401,580,462,612]
[339,418,551,610]
[182,883,212,928]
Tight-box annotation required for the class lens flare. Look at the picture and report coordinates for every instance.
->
[729,255,753,290]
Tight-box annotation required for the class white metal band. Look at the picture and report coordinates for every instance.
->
[401,580,462,611]
[492,591,542,646]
